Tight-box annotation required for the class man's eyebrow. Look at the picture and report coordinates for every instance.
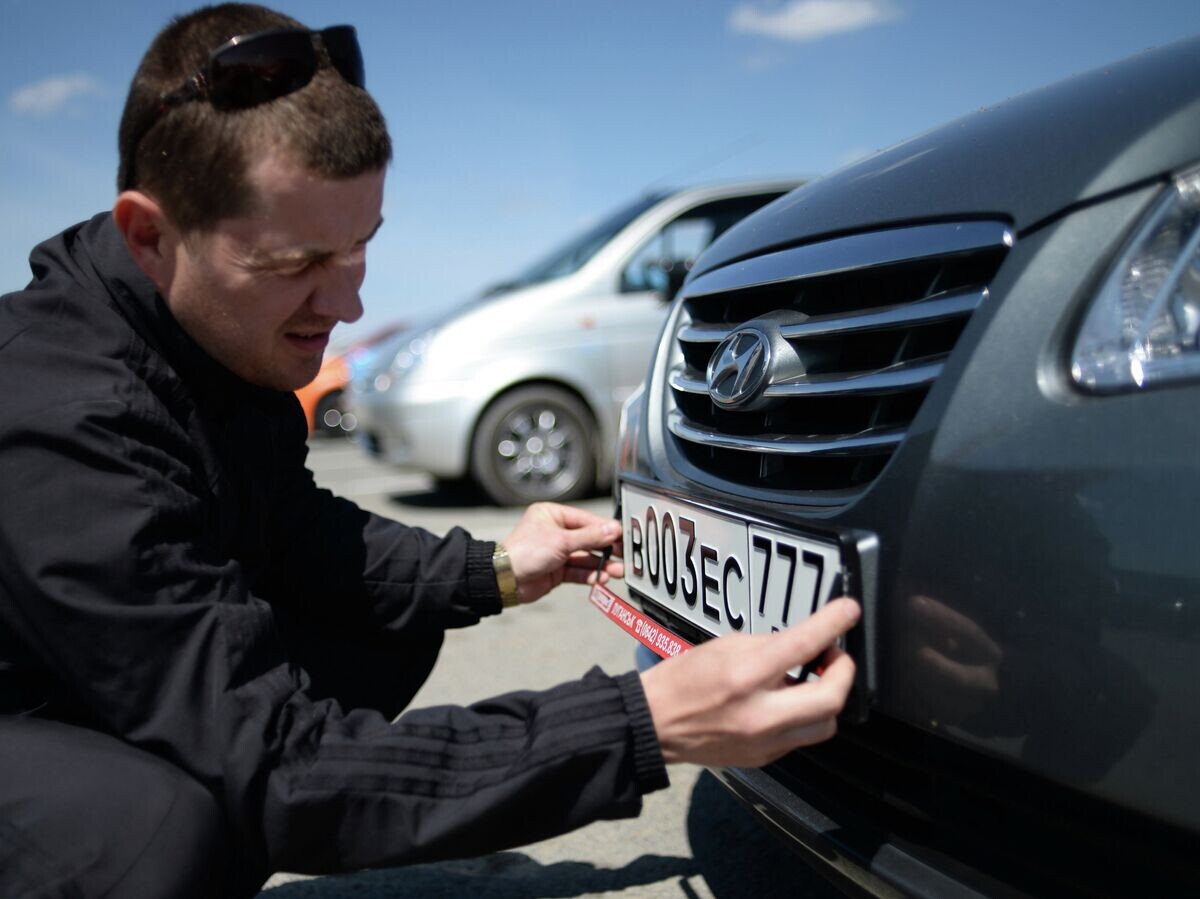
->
[251,217,385,268]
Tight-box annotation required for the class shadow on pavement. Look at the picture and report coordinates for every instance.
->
[387,478,488,509]
[387,479,608,510]
[261,772,843,898]
[263,852,698,898]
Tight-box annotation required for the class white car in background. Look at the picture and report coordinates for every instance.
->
[347,180,798,504]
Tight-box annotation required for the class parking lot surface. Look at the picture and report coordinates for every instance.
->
[258,439,841,898]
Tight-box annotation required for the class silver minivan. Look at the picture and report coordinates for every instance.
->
[346,180,797,504]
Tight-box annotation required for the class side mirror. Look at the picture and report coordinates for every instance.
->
[665,263,690,302]
[646,259,691,303]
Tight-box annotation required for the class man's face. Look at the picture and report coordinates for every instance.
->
[163,151,386,391]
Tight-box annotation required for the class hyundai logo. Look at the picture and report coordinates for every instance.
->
[707,328,771,408]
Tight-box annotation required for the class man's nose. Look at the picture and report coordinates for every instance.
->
[310,264,364,324]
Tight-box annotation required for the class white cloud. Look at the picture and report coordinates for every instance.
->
[8,74,101,116]
[730,0,901,44]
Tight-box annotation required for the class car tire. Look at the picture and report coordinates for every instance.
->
[315,389,351,438]
[471,386,597,506]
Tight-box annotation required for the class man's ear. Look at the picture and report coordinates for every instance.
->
[112,190,179,295]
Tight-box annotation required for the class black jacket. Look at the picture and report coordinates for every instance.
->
[0,214,667,879]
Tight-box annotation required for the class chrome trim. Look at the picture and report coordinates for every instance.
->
[660,220,1011,498]
[682,221,1013,300]
[706,329,772,408]
[678,288,986,344]
[670,357,944,398]
[667,411,905,456]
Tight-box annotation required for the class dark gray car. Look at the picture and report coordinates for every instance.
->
[610,36,1200,896]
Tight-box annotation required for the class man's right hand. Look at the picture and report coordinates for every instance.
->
[639,597,860,768]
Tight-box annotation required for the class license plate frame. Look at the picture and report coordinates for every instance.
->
[620,483,848,677]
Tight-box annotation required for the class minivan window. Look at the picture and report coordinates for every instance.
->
[622,218,715,293]
[620,192,788,293]
[496,192,669,292]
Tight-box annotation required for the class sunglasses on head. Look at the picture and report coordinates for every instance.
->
[122,25,364,190]
[161,24,364,112]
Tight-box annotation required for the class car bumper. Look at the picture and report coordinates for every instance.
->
[345,381,476,479]
[710,763,980,899]
[710,712,1200,897]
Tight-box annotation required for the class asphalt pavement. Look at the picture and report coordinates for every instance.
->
[258,438,843,898]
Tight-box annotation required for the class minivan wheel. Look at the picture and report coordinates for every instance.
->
[471,386,596,506]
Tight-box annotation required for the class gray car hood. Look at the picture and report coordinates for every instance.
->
[694,34,1200,276]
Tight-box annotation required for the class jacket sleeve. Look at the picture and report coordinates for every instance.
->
[0,393,669,876]
[257,396,503,638]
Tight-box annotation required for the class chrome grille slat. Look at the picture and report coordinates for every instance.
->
[663,220,1012,495]
[667,412,904,456]
[669,358,945,398]
[677,288,985,345]
[682,221,1013,299]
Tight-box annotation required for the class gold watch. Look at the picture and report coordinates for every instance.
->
[492,543,520,608]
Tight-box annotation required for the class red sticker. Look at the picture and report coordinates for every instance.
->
[589,583,693,659]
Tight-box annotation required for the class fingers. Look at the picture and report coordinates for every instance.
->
[763,647,854,711]
[537,502,595,524]
[566,561,623,586]
[809,646,856,699]
[774,718,837,751]
[526,503,622,555]
[565,549,623,571]
[645,648,856,767]
[756,597,860,679]
[503,504,622,585]
[565,549,605,565]
[752,652,854,765]
[540,502,613,531]
[558,519,622,555]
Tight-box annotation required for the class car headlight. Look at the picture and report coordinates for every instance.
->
[372,329,438,392]
[1072,166,1200,392]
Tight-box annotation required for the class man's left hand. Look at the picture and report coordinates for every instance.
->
[501,503,624,605]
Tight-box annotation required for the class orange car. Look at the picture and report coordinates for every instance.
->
[295,322,407,436]
[296,352,351,436]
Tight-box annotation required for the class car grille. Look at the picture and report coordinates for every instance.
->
[666,221,1013,498]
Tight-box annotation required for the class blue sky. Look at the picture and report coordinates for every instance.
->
[3,0,1199,343]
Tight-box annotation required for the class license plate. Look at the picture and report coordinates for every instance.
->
[621,484,844,650]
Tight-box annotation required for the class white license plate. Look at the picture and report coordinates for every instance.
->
[621,484,844,646]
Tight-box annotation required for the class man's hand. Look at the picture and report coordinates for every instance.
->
[640,597,860,768]
[501,502,625,604]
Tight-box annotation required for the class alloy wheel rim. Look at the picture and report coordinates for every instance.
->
[493,405,584,497]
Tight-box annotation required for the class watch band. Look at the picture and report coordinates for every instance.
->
[492,542,520,608]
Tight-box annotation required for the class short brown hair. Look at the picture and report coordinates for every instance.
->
[117,3,391,232]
